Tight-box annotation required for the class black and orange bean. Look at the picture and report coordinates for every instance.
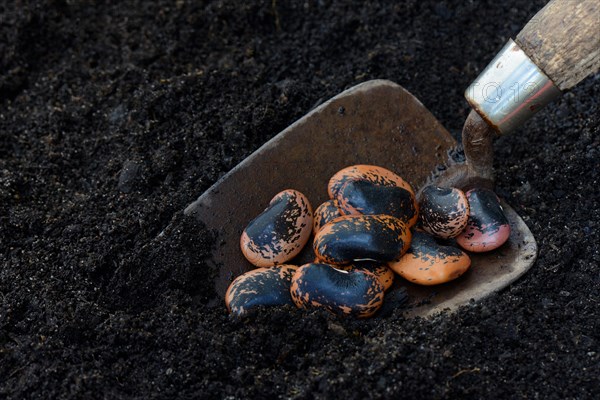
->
[240,189,313,267]
[418,185,469,239]
[290,263,384,318]
[226,265,298,316]
[338,261,395,291]
[313,214,411,265]
[337,179,419,227]
[313,199,343,234]
[327,165,415,200]
[388,231,471,285]
[456,188,510,252]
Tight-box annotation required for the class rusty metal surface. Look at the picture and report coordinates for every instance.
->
[184,80,537,317]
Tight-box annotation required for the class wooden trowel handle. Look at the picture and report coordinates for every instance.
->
[516,0,600,91]
[454,0,598,189]
[465,0,599,134]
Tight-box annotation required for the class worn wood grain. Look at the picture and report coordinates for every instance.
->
[516,0,600,90]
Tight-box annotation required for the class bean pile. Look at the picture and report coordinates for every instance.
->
[227,165,511,318]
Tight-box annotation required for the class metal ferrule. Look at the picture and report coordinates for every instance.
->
[465,39,562,134]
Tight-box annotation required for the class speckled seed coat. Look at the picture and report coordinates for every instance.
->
[313,214,411,264]
[313,199,343,234]
[290,263,384,318]
[388,231,471,285]
[225,265,298,315]
[337,179,419,227]
[337,261,395,291]
[327,165,415,199]
[457,188,510,252]
[419,185,469,239]
[240,189,313,267]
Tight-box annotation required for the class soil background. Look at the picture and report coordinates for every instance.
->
[1,1,598,399]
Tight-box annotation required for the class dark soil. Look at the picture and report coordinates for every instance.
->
[1,1,598,399]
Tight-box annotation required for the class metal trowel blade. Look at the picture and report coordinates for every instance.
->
[185,80,537,317]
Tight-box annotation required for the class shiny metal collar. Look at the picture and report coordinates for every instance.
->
[465,39,562,134]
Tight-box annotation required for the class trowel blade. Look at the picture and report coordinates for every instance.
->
[185,80,537,317]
